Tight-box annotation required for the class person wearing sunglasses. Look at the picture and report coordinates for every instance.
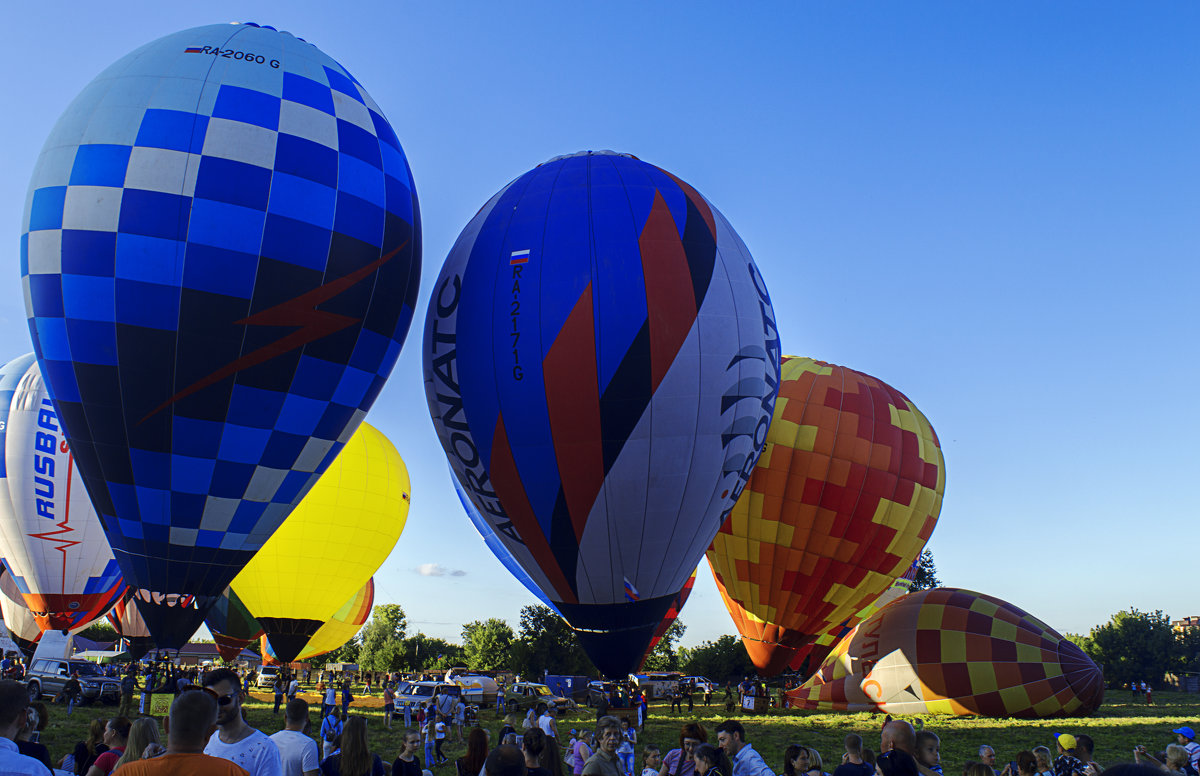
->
[202,667,285,776]
[104,688,249,776]
[0,679,48,775]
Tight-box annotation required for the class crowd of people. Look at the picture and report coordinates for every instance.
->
[0,668,1197,776]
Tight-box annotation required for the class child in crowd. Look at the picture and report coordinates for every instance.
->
[915,732,942,776]
[618,718,637,776]
[643,746,662,776]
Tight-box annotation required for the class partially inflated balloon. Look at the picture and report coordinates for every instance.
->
[0,357,125,630]
[268,578,372,662]
[786,588,1104,718]
[205,587,264,662]
[424,151,780,678]
[708,357,944,675]
[21,23,421,647]
[231,423,408,662]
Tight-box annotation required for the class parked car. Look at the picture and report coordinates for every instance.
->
[586,680,636,710]
[255,666,280,688]
[26,659,120,704]
[394,681,462,716]
[503,681,575,713]
[681,676,716,694]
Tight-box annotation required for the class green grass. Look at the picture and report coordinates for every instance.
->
[31,687,1199,774]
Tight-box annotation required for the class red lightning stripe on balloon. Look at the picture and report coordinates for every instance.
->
[140,241,409,424]
[28,443,80,594]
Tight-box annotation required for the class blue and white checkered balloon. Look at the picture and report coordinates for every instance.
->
[20,23,421,648]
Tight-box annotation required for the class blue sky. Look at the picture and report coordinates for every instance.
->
[0,2,1196,649]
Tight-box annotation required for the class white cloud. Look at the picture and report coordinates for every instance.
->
[416,563,466,577]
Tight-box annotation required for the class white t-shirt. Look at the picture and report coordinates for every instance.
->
[325,688,337,705]
[288,680,300,697]
[436,722,447,740]
[205,727,285,776]
[271,729,320,776]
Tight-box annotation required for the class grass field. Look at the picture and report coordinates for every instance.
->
[29,687,1197,774]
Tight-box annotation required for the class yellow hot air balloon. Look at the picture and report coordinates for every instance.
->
[297,578,374,661]
[232,423,409,662]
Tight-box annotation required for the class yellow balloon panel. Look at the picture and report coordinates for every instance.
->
[231,423,409,624]
[298,578,374,660]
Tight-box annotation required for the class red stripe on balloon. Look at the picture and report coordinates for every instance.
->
[543,283,604,542]
[639,191,697,391]
[658,168,717,242]
[489,414,579,604]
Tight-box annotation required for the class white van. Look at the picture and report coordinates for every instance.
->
[255,665,280,688]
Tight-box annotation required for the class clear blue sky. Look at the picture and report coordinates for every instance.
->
[1,2,1196,649]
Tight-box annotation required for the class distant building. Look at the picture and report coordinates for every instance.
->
[1172,616,1200,633]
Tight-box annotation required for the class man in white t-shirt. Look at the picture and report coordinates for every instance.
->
[271,698,320,776]
[538,704,558,739]
[203,667,285,776]
[287,677,300,702]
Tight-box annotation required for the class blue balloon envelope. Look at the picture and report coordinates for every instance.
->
[424,151,780,677]
[21,24,421,647]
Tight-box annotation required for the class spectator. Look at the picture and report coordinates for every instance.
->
[392,729,423,776]
[434,713,449,764]
[321,708,345,762]
[110,717,161,772]
[540,705,560,741]
[324,684,338,720]
[542,738,567,776]
[1164,746,1191,776]
[87,716,132,776]
[695,744,733,776]
[108,689,248,775]
[965,767,995,776]
[617,718,637,776]
[288,675,301,703]
[455,698,466,744]
[805,749,829,776]
[1053,736,1086,776]
[979,748,998,776]
[0,681,47,775]
[584,716,625,776]
[876,722,919,776]
[644,747,663,776]
[715,720,774,776]
[659,723,707,776]
[833,734,873,776]
[1174,729,1200,774]
[783,745,809,776]
[319,716,384,776]
[382,685,396,732]
[202,667,285,776]
[525,727,551,776]
[341,680,354,714]
[458,727,490,776]
[15,701,52,770]
[914,733,941,776]
[1033,749,1053,776]
[119,670,139,719]
[272,698,320,776]
[62,717,108,775]
[274,677,286,714]
[1074,737,1100,776]
[486,745,527,776]
[574,732,595,776]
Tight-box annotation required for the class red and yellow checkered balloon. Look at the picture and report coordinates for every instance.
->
[785,587,1105,718]
[706,357,945,675]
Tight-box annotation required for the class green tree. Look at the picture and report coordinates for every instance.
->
[643,620,686,672]
[402,633,465,670]
[358,604,408,672]
[76,622,119,643]
[326,635,362,665]
[462,619,514,671]
[678,635,754,683]
[911,548,940,591]
[1081,608,1176,688]
[511,605,596,677]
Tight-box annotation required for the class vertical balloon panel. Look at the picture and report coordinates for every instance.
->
[20,23,421,647]
[425,152,780,677]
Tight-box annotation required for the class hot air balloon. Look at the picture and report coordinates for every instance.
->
[0,568,41,658]
[21,23,422,647]
[231,422,408,662]
[786,588,1105,718]
[707,356,945,675]
[451,466,559,615]
[205,587,264,663]
[424,151,781,678]
[0,356,126,630]
[262,578,373,663]
[788,560,919,674]
[639,570,696,671]
[107,589,158,661]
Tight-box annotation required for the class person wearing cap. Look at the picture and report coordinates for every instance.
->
[1052,735,1085,776]
[1172,728,1200,773]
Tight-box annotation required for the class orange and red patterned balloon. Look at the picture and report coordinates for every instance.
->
[707,356,945,675]
[785,587,1105,718]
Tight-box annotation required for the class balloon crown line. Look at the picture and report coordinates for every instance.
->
[541,150,640,166]
[231,21,308,43]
